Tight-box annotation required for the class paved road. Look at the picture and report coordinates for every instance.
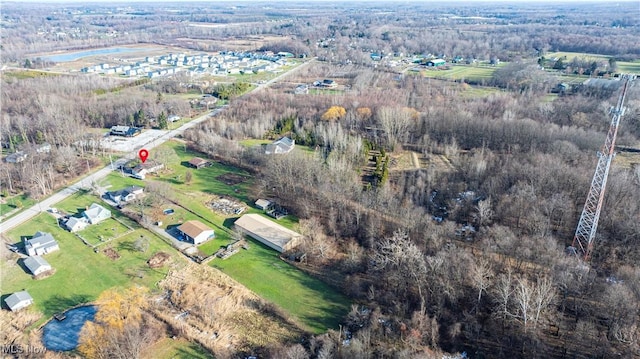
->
[0,60,314,234]
[0,108,220,234]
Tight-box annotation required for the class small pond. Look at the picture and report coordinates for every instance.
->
[42,305,97,351]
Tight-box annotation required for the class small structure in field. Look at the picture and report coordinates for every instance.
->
[188,157,210,169]
[254,199,273,211]
[4,291,34,311]
[23,256,53,276]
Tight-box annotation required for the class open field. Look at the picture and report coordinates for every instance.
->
[142,337,214,359]
[420,64,498,82]
[211,238,350,334]
[1,212,181,323]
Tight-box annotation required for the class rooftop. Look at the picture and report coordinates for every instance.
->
[178,220,213,239]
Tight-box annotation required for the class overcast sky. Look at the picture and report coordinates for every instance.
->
[11,0,630,3]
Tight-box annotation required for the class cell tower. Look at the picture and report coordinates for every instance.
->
[572,75,634,260]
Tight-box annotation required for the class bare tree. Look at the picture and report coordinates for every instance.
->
[470,257,494,310]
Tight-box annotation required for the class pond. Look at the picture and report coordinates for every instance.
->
[41,47,154,62]
[42,305,97,351]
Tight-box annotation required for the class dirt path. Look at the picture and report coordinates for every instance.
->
[411,151,421,169]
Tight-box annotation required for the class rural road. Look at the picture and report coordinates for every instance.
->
[0,59,314,234]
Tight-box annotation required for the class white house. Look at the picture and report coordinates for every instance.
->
[23,256,52,276]
[4,291,34,311]
[265,137,295,155]
[107,186,143,203]
[65,217,88,232]
[24,232,59,256]
[83,203,111,224]
[177,220,215,245]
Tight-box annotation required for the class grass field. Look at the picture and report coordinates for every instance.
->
[421,64,498,82]
[142,338,214,359]
[211,238,350,334]
[0,193,36,219]
[1,211,180,323]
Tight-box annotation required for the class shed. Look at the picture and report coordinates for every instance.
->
[177,220,215,245]
[234,214,302,253]
[254,199,273,211]
[4,291,34,311]
[188,157,210,169]
[23,256,52,276]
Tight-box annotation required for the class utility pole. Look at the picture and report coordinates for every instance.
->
[571,75,634,260]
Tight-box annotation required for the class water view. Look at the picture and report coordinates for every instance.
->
[42,305,97,351]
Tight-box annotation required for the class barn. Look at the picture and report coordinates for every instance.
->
[234,214,302,253]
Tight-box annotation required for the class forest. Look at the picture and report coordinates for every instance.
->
[1,1,639,358]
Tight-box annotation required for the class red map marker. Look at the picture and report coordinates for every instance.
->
[138,149,149,163]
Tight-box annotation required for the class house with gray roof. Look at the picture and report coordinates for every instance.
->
[107,186,143,203]
[4,291,33,311]
[24,232,59,256]
[23,256,52,276]
[265,137,295,155]
[65,216,88,232]
[83,203,111,224]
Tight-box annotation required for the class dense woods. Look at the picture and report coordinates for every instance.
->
[1,1,639,358]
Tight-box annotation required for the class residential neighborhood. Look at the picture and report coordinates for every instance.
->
[2,1,639,358]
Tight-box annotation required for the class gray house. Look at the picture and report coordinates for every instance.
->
[265,137,295,155]
[107,186,143,203]
[24,232,59,256]
[65,217,88,232]
[83,203,111,224]
[4,291,34,311]
[23,256,52,276]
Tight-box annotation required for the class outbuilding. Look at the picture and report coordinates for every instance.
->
[4,291,34,311]
[234,214,302,253]
[23,256,52,276]
[177,220,215,245]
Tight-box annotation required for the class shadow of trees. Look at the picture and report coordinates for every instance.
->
[41,294,92,316]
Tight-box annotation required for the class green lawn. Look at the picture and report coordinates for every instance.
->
[211,238,350,334]
[142,338,214,359]
[79,217,132,246]
[1,212,180,323]
[421,65,497,82]
[0,193,36,218]
[99,171,145,192]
